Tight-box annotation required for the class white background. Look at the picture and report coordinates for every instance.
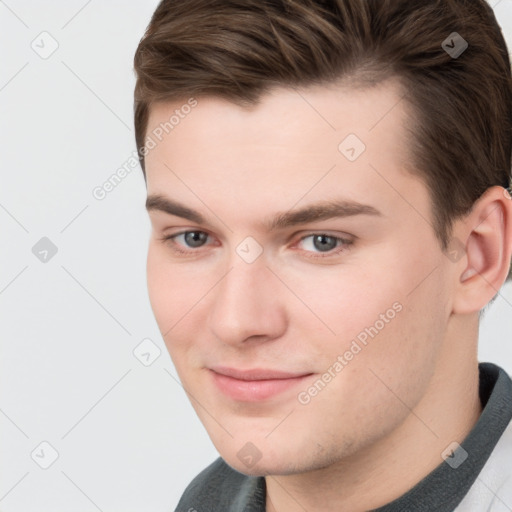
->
[1,1,511,510]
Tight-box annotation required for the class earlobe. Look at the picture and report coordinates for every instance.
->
[452,186,512,314]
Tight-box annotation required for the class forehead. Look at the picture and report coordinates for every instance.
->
[146,79,410,152]
[143,80,429,230]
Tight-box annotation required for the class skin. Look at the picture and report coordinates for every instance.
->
[144,79,512,511]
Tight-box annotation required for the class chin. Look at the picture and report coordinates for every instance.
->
[225,458,285,477]
[220,446,309,477]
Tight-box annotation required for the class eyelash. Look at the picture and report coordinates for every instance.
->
[158,230,353,259]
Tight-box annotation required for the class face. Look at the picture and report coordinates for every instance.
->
[144,80,454,476]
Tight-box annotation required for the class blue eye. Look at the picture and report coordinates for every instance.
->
[300,234,340,252]
[161,231,211,254]
[295,234,352,259]
[160,231,353,259]
[177,231,208,248]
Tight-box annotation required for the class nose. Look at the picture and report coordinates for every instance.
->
[208,256,288,347]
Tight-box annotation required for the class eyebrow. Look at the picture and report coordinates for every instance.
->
[145,194,382,231]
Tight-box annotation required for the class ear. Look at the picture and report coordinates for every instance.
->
[451,186,512,314]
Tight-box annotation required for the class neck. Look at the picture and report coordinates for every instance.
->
[265,314,482,512]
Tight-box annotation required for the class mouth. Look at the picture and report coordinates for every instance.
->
[209,366,314,402]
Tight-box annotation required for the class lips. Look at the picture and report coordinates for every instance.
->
[209,366,313,401]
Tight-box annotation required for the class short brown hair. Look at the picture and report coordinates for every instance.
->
[133,0,512,274]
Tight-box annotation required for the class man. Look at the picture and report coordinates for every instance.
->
[133,0,512,510]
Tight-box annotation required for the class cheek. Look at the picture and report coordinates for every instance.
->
[284,266,402,355]
[146,245,173,331]
[298,259,447,394]
[146,244,202,346]
[290,290,446,458]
